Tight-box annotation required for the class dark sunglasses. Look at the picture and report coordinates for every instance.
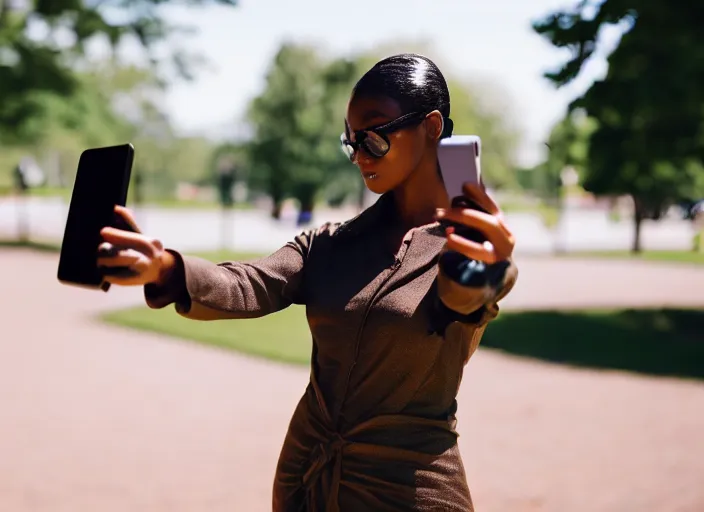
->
[340,111,428,161]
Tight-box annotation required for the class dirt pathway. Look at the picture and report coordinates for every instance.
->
[1,249,703,512]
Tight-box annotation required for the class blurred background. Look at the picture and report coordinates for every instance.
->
[1,1,703,511]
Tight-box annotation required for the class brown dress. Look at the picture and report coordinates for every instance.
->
[145,193,517,511]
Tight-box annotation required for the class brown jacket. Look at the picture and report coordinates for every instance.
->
[145,193,517,511]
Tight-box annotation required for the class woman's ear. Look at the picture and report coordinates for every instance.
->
[425,111,444,141]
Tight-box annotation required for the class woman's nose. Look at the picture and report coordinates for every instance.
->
[353,149,373,166]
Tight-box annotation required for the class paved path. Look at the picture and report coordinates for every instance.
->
[1,249,704,512]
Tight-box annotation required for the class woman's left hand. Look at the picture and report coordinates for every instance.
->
[435,182,515,264]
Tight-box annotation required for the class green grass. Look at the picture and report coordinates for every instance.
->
[102,304,312,366]
[0,241,261,261]
[190,250,264,262]
[2,238,701,268]
[100,248,311,362]
[0,239,61,252]
[566,250,704,265]
[16,187,72,201]
[536,203,560,228]
[102,303,704,380]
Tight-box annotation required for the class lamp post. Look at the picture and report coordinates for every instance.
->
[216,154,237,251]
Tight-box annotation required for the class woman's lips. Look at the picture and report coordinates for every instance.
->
[362,171,378,180]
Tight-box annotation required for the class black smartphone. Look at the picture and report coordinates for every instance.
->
[57,143,134,291]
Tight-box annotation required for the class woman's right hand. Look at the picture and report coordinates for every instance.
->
[97,205,177,287]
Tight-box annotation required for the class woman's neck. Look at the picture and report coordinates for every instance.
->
[392,156,450,231]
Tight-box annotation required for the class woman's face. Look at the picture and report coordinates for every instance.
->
[344,95,433,195]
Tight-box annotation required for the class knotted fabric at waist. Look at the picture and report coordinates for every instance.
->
[299,412,459,512]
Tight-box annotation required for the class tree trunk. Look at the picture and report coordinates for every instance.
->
[299,198,315,215]
[632,194,644,254]
[296,186,316,227]
[271,201,282,220]
[269,179,284,220]
[133,168,143,206]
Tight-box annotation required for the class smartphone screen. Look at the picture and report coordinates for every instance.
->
[57,144,134,288]
[438,135,481,200]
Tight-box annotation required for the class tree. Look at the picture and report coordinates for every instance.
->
[0,63,143,190]
[0,0,237,143]
[538,110,596,200]
[534,1,704,252]
[0,59,201,205]
[446,78,519,189]
[245,44,359,220]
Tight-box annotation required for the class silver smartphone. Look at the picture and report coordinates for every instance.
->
[437,135,481,200]
[437,135,486,243]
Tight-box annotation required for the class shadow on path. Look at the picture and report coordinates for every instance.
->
[483,308,704,380]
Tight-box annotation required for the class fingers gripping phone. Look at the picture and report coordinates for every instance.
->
[57,144,135,292]
[437,135,486,243]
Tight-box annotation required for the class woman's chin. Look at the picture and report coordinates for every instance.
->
[364,177,391,195]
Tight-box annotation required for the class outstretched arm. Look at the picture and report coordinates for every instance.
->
[144,230,314,321]
[96,205,323,321]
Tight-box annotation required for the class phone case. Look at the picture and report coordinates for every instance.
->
[437,136,486,243]
[57,143,134,291]
[438,135,481,200]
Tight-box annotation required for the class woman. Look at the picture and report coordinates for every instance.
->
[98,53,517,511]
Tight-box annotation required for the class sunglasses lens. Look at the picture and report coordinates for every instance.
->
[363,132,389,157]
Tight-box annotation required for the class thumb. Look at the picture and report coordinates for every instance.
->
[461,182,500,216]
[113,205,141,233]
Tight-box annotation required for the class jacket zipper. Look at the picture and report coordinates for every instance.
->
[334,252,405,428]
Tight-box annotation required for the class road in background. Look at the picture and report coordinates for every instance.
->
[0,196,695,254]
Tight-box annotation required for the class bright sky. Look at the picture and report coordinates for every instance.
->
[156,0,623,167]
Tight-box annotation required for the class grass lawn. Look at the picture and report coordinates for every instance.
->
[0,239,62,252]
[141,248,704,267]
[102,304,312,366]
[189,250,264,263]
[102,303,704,380]
[101,249,310,363]
[0,241,263,261]
[566,250,704,265]
[3,236,701,266]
